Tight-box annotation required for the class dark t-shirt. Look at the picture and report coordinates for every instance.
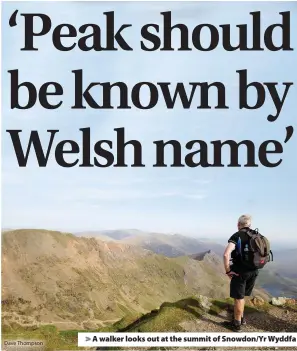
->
[228,228,258,273]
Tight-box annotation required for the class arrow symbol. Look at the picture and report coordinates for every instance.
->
[85,337,91,341]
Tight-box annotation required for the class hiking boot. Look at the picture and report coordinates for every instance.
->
[241,316,247,325]
[222,320,242,332]
[232,316,246,326]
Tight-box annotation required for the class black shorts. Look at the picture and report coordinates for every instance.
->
[230,270,258,299]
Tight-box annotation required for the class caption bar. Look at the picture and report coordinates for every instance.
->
[78,332,297,347]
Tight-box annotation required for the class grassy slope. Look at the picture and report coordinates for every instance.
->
[2,229,229,331]
[111,297,239,333]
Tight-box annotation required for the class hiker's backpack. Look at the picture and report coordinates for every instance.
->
[239,228,273,269]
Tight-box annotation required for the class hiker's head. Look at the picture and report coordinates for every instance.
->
[237,214,252,230]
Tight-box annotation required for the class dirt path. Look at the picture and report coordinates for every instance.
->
[48,318,120,329]
[177,303,297,333]
[176,305,297,350]
[2,310,121,330]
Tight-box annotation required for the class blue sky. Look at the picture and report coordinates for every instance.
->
[1,1,297,242]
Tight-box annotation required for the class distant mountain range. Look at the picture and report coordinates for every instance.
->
[76,229,297,298]
[76,229,225,257]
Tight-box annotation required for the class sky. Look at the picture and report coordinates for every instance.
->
[1,1,297,243]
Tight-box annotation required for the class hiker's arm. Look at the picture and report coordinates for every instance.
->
[223,242,235,273]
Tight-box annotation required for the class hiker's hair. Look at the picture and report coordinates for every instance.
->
[238,214,252,228]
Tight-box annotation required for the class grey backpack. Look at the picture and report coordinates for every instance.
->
[241,228,273,269]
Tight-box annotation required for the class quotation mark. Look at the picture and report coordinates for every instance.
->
[9,10,18,27]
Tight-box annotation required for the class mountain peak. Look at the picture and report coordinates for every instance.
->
[190,250,218,261]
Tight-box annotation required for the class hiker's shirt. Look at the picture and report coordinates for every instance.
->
[228,228,259,274]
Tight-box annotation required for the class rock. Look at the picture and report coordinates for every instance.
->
[179,320,201,331]
[251,296,265,306]
[286,298,296,305]
[198,295,212,310]
[271,297,287,306]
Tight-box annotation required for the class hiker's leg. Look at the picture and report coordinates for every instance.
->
[230,275,246,324]
[241,271,258,325]
[245,271,258,297]
[234,298,245,321]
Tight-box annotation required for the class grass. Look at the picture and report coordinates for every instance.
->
[117,297,206,333]
[2,324,94,351]
[210,296,272,315]
[209,297,272,315]
[209,299,231,315]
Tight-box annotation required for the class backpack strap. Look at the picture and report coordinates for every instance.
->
[240,228,251,234]
[240,228,254,238]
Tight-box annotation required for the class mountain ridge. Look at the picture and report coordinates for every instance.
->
[2,229,234,331]
[90,229,297,298]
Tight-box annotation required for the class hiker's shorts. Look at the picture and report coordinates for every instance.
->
[230,270,259,299]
